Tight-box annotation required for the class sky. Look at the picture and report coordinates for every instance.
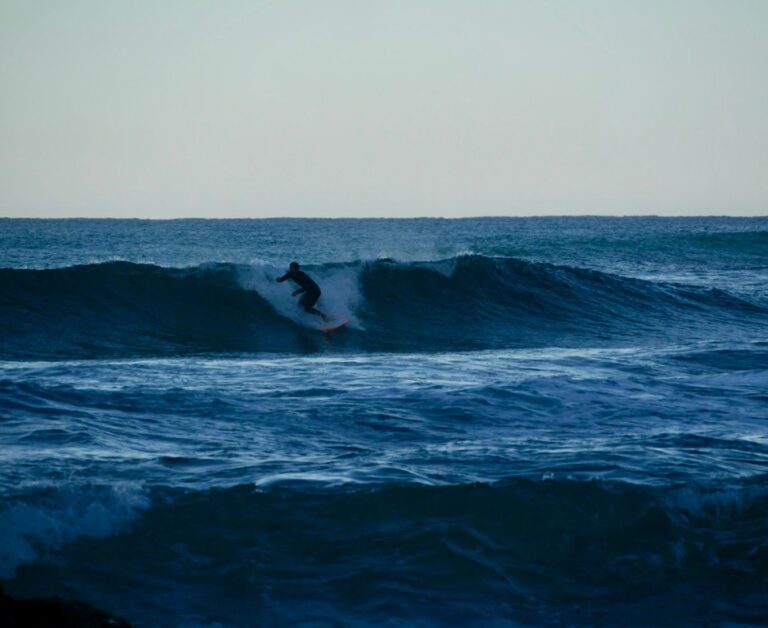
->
[1,0,766,218]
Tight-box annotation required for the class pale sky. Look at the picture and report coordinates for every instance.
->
[1,0,766,218]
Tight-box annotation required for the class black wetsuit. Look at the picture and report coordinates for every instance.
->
[277,270,323,316]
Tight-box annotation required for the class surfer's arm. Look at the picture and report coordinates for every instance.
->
[276,274,288,283]
[292,287,306,296]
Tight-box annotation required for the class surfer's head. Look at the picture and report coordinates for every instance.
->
[289,261,300,272]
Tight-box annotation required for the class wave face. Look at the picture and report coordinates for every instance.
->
[1,256,764,358]
[5,478,768,626]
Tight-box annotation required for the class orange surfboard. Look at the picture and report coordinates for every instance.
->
[319,317,349,332]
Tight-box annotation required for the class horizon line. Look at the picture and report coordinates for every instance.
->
[2,213,767,221]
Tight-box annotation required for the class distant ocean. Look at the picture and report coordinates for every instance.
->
[1,217,767,626]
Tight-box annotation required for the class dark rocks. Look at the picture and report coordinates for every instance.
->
[0,585,130,627]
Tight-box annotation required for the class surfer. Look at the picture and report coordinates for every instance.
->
[277,262,328,321]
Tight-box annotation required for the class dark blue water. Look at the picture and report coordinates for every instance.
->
[1,217,767,625]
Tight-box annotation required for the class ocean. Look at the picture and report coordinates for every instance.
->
[1,216,766,626]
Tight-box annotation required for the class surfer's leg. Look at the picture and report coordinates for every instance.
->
[299,291,327,320]
[308,306,327,320]
[302,303,326,319]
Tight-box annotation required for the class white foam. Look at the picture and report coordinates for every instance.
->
[0,484,149,578]
[663,483,766,522]
[237,262,364,329]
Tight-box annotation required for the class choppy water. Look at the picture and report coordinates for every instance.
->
[1,217,767,626]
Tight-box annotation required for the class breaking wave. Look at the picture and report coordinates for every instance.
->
[5,477,767,624]
[1,256,764,358]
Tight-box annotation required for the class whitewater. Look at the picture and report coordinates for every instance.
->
[1,217,767,626]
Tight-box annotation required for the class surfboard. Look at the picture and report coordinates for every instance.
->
[319,317,349,333]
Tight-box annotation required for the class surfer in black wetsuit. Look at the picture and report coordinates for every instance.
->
[277,262,328,321]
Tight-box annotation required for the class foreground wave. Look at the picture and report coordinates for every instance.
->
[1,256,764,358]
[4,477,767,625]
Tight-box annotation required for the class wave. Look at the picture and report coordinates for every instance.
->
[677,229,768,256]
[0,484,148,579]
[4,477,768,624]
[0,256,765,358]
